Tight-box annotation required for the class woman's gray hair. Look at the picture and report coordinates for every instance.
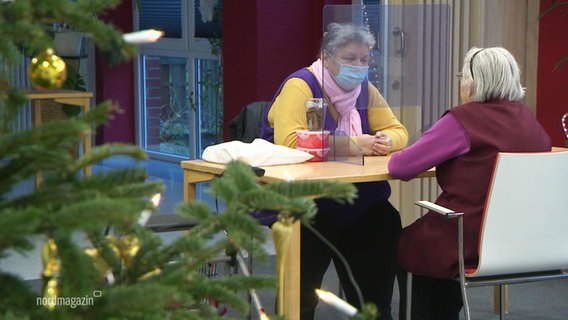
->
[321,22,375,56]
[461,47,525,102]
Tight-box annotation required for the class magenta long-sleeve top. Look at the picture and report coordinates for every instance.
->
[388,113,470,180]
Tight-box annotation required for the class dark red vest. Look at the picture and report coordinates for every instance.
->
[398,100,551,279]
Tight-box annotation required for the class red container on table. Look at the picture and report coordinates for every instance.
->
[297,147,330,162]
[296,130,330,149]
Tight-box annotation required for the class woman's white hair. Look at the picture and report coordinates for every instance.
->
[461,47,525,102]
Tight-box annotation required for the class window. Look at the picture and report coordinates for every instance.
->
[135,0,223,161]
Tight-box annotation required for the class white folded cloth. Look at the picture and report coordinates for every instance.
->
[202,138,313,166]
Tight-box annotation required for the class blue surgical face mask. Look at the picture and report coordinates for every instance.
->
[331,62,369,90]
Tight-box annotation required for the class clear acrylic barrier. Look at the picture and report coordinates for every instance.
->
[320,4,451,165]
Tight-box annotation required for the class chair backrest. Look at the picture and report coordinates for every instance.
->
[468,151,568,278]
[228,101,271,143]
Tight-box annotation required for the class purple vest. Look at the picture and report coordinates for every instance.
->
[259,68,391,227]
[260,68,370,141]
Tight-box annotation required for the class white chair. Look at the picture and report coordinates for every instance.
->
[405,151,568,320]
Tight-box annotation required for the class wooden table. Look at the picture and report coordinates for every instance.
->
[26,89,93,184]
[181,155,435,319]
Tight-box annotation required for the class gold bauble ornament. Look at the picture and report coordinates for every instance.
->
[28,48,67,90]
[272,219,293,316]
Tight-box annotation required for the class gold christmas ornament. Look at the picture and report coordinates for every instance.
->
[43,278,59,310]
[28,48,67,90]
[107,234,140,269]
[41,238,61,309]
[84,248,113,283]
[271,219,294,316]
[42,238,60,279]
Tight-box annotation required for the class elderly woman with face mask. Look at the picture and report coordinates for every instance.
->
[261,23,409,319]
[389,47,551,320]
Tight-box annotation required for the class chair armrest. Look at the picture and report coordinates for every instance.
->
[415,201,463,218]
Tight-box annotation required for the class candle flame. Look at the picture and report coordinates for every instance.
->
[315,288,358,316]
[315,288,329,301]
[151,193,161,207]
[123,29,164,44]
[138,193,161,226]
[259,308,270,320]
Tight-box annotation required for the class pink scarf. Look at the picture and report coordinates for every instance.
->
[310,59,362,136]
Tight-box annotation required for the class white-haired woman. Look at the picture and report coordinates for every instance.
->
[389,47,552,319]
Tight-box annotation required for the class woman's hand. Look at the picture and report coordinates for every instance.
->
[356,134,376,155]
[356,132,393,156]
[372,131,392,155]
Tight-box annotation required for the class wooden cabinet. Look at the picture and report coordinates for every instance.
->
[26,89,93,185]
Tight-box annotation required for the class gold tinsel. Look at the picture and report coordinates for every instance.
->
[40,234,161,309]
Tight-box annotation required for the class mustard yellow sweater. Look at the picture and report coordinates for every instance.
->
[267,70,409,151]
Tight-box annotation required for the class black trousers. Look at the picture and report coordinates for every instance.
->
[397,272,463,320]
[299,201,402,320]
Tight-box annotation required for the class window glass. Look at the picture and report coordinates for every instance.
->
[194,0,222,39]
[195,58,223,155]
[142,56,191,157]
[136,0,223,161]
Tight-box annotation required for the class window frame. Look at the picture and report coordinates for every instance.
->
[133,0,222,162]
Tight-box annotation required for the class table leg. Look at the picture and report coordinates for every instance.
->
[282,220,301,320]
[183,170,216,201]
[493,285,508,314]
[184,170,197,201]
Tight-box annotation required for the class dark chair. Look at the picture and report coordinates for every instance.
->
[228,101,271,143]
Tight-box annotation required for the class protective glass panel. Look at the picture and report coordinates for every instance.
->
[321,4,451,165]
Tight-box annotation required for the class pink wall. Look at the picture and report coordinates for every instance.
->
[222,0,349,140]
[95,1,135,145]
[537,0,568,147]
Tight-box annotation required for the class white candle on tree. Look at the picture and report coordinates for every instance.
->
[123,29,164,44]
[315,289,358,316]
